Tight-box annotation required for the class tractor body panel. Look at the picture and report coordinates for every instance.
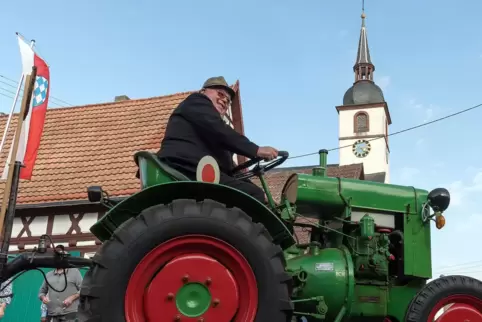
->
[291,173,432,278]
[135,150,191,187]
[295,173,428,214]
[386,281,425,321]
[90,181,296,249]
[137,155,175,187]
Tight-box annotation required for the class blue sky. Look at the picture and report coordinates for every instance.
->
[1,0,482,280]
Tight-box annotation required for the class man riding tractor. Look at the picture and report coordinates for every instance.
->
[157,76,279,204]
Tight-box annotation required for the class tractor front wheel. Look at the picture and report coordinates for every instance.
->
[405,275,482,321]
[78,199,293,322]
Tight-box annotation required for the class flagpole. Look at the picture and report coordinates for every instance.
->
[0,38,35,157]
[0,67,37,242]
[0,161,21,260]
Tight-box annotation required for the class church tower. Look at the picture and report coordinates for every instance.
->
[336,11,391,183]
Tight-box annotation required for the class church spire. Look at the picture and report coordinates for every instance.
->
[353,11,375,82]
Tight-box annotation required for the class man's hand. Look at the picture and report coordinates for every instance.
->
[256,146,278,161]
[63,298,73,307]
[63,293,79,308]
[41,295,49,304]
[0,302,6,318]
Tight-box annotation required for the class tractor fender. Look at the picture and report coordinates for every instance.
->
[90,181,296,249]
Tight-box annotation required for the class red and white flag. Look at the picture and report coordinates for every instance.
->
[2,35,50,180]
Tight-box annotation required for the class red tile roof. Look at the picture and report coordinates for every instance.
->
[0,91,195,205]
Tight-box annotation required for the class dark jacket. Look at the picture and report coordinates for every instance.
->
[157,92,259,174]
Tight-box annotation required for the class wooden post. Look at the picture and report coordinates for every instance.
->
[0,66,37,237]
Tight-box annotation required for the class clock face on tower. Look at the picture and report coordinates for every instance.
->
[352,139,371,158]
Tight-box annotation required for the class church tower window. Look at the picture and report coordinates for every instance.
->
[354,112,369,133]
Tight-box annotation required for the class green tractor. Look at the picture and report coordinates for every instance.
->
[71,149,482,321]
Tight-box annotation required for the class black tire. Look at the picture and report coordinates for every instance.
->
[78,198,293,322]
[405,275,482,321]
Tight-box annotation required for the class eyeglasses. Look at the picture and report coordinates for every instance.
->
[215,89,232,105]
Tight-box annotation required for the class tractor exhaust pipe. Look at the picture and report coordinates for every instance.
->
[312,149,328,177]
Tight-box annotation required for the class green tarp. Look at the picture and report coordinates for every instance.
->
[2,252,88,321]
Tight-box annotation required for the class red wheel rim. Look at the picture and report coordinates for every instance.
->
[428,294,482,321]
[125,235,258,322]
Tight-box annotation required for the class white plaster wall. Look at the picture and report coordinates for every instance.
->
[385,154,390,183]
[52,212,98,235]
[338,105,390,183]
[338,106,387,138]
[84,252,96,259]
[12,216,48,238]
[80,213,100,231]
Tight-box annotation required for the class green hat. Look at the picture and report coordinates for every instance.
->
[202,76,235,99]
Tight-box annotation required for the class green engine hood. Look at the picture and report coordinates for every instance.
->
[288,173,429,216]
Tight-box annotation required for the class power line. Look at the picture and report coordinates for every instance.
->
[0,74,72,107]
[437,270,482,276]
[435,266,482,275]
[434,260,482,270]
[288,101,482,159]
[0,86,64,108]
[433,260,482,275]
[0,92,14,101]
[0,74,72,106]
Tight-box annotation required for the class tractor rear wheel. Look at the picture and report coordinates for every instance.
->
[405,275,482,321]
[78,199,293,322]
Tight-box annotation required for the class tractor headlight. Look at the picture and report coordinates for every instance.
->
[428,188,450,212]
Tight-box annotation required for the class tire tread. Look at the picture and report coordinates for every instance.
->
[405,275,482,321]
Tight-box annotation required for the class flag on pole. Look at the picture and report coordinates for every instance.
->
[1,35,50,180]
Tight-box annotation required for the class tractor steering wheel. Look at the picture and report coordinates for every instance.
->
[231,151,289,180]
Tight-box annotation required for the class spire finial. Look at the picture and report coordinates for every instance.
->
[353,0,374,82]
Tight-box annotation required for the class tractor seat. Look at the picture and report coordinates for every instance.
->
[134,151,191,181]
